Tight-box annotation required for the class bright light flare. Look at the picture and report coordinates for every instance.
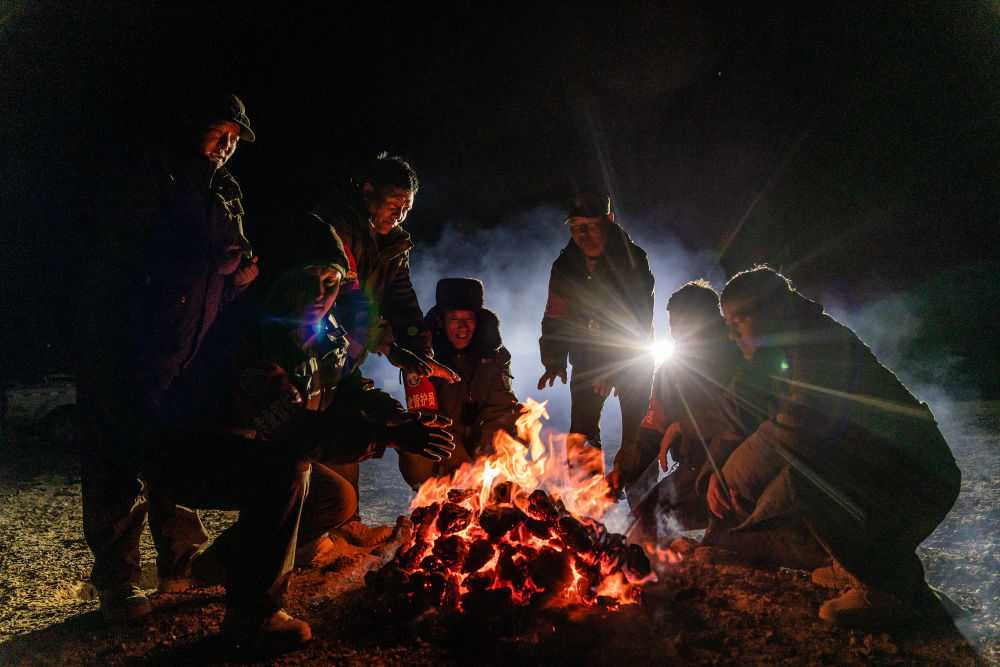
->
[648,339,675,366]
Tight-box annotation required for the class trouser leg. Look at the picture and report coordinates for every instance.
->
[328,462,361,522]
[298,462,357,545]
[569,364,607,447]
[616,360,654,449]
[148,487,210,577]
[150,435,310,615]
[78,381,148,591]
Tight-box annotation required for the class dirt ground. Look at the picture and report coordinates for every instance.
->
[1,401,998,665]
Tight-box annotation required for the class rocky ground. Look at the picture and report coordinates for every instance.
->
[1,401,998,665]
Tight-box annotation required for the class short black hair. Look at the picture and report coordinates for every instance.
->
[360,152,418,194]
[667,279,721,319]
[720,265,795,319]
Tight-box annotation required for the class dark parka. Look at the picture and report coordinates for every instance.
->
[539,221,655,372]
[310,186,431,367]
[130,156,252,411]
[425,305,519,461]
[710,292,961,597]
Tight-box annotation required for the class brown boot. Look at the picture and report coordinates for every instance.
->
[818,586,910,630]
[223,608,312,652]
[333,520,393,547]
[98,584,151,622]
[159,546,226,593]
[811,560,860,591]
[294,535,337,568]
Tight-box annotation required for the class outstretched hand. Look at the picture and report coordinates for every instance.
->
[385,344,432,377]
[658,421,682,472]
[382,411,455,461]
[592,373,618,398]
[537,368,567,391]
[706,473,748,520]
[604,466,624,502]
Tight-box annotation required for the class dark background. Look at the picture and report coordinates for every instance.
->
[2,1,998,396]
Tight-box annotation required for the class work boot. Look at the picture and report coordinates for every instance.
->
[333,520,393,548]
[223,608,311,652]
[294,535,337,568]
[98,584,152,622]
[159,547,226,593]
[811,560,861,591]
[818,585,911,630]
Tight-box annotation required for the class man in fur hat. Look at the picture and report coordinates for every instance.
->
[537,193,655,485]
[399,278,520,489]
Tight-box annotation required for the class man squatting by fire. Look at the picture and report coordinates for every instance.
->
[398,278,521,490]
[607,280,745,542]
[537,193,656,504]
[309,154,459,546]
[153,225,454,649]
[77,93,261,625]
[700,266,961,629]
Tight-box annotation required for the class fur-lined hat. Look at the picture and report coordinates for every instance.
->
[426,278,502,353]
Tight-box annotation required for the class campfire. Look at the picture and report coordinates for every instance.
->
[367,399,655,614]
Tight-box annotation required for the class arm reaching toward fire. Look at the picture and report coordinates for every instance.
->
[378,410,456,461]
[537,367,567,390]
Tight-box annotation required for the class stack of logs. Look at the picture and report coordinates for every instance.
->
[366,481,651,616]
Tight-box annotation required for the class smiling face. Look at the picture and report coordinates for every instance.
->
[444,309,477,350]
[199,120,241,169]
[365,184,414,235]
[568,216,609,258]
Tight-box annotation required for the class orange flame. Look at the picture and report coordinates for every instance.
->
[393,398,652,611]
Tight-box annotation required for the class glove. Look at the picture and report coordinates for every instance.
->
[379,410,455,461]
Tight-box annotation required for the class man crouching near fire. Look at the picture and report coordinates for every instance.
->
[398,278,520,489]
[703,265,960,630]
[153,228,453,651]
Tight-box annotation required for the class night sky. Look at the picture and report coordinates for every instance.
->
[2,2,998,395]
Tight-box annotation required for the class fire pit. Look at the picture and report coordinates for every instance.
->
[366,400,654,615]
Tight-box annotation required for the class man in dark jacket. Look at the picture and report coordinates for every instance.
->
[154,239,452,650]
[78,93,260,622]
[706,266,961,630]
[537,193,655,481]
[398,278,520,489]
[309,154,456,544]
[606,280,744,539]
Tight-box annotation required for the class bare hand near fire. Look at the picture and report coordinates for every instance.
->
[604,466,625,501]
[658,421,682,472]
[536,368,567,390]
[426,358,460,383]
[382,411,455,461]
[592,373,618,398]
[232,255,260,287]
[707,473,747,520]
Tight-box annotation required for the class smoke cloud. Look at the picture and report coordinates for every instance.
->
[367,205,727,460]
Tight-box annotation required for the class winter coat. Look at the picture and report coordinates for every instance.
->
[160,294,406,467]
[425,305,519,460]
[122,153,250,411]
[615,334,744,484]
[539,222,655,372]
[311,187,431,365]
[718,294,960,542]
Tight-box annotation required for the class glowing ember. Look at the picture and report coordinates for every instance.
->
[370,399,655,613]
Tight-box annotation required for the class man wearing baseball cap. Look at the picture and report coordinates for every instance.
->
[78,91,271,640]
[537,192,656,499]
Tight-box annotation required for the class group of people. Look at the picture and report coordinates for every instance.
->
[77,91,960,652]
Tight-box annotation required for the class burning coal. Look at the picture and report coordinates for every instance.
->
[366,400,654,614]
